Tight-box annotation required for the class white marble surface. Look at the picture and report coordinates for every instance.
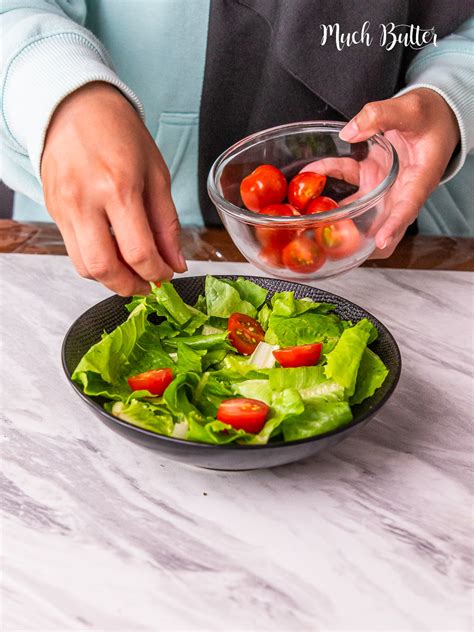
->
[1,254,473,631]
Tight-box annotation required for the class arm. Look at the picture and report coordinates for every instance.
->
[398,17,474,182]
[339,18,474,256]
[1,2,185,294]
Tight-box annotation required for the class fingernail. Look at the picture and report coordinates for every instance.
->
[178,252,187,272]
[339,118,359,141]
[380,236,393,250]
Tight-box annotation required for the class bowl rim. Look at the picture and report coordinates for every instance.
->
[207,120,399,226]
[61,275,402,451]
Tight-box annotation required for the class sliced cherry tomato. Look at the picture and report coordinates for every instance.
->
[287,172,326,212]
[273,343,322,368]
[127,368,173,395]
[306,196,339,214]
[240,164,287,211]
[228,312,265,355]
[315,219,361,260]
[217,398,269,433]
[259,245,284,268]
[282,236,326,274]
[255,203,300,249]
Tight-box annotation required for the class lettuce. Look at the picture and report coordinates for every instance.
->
[270,291,335,317]
[223,277,268,309]
[282,402,353,442]
[246,388,305,445]
[176,342,206,374]
[193,373,235,417]
[130,282,208,336]
[205,275,257,318]
[268,366,345,403]
[266,312,342,346]
[163,373,201,418]
[233,379,273,405]
[109,399,173,436]
[72,304,148,390]
[350,348,388,405]
[324,319,374,397]
[247,342,279,369]
[185,414,252,445]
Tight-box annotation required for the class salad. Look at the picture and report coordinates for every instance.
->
[72,276,389,445]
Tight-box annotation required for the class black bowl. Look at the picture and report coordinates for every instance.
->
[62,276,401,470]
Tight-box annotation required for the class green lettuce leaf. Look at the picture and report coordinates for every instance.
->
[109,399,174,436]
[201,348,229,371]
[270,291,336,317]
[72,304,147,387]
[185,414,252,445]
[164,332,230,351]
[193,373,234,417]
[268,366,345,403]
[126,322,174,375]
[205,275,256,318]
[223,277,268,309]
[350,348,388,405]
[233,379,273,405]
[257,303,271,330]
[324,319,374,397]
[246,388,304,445]
[163,372,201,418]
[176,342,206,374]
[266,312,342,346]
[282,402,353,442]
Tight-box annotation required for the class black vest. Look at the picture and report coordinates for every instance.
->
[198,0,473,225]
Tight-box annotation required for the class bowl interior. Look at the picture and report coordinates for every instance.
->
[62,276,401,451]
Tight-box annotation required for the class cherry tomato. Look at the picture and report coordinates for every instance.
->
[315,219,361,260]
[259,245,284,268]
[306,196,339,214]
[240,164,287,211]
[217,398,269,433]
[255,203,300,249]
[127,368,173,395]
[273,343,322,368]
[287,172,326,212]
[228,313,265,355]
[282,236,326,274]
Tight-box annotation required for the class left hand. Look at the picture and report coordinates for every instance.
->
[339,88,460,258]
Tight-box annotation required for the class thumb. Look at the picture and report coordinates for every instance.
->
[340,92,422,142]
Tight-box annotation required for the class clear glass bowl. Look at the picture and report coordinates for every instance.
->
[207,121,399,280]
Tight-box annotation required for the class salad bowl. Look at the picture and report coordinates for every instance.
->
[62,276,401,470]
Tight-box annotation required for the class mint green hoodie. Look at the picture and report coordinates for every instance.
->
[1,2,473,234]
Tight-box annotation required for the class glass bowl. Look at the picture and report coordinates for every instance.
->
[207,121,399,280]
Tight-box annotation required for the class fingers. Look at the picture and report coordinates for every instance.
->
[340,92,426,142]
[374,168,435,252]
[74,210,150,296]
[145,164,187,273]
[300,157,361,185]
[106,192,175,282]
[55,219,91,279]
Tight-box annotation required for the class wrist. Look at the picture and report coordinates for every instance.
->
[403,87,460,153]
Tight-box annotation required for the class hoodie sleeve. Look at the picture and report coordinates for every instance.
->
[396,17,474,183]
[0,1,143,196]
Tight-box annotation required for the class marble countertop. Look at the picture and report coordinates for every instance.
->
[1,254,472,631]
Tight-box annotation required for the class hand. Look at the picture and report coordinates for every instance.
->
[339,88,460,258]
[42,82,186,296]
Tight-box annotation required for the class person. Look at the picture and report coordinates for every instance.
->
[1,1,473,296]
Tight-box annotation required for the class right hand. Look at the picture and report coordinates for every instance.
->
[42,82,187,296]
